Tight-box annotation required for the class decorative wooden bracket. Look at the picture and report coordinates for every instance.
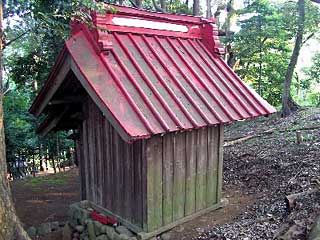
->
[97,28,112,51]
[201,19,225,55]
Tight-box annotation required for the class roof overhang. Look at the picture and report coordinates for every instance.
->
[29,4,276,142]
[29,45,134,142]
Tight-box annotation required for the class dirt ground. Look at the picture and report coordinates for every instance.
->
[11,168,80,229]
[11,108,320,239]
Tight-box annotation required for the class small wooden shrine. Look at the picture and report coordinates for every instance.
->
[29,5,275,238]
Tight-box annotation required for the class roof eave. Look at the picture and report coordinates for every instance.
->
[29,46,69,117]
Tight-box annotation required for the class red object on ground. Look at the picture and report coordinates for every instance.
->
[91,211,118,226]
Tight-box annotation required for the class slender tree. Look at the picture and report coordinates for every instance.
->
[135,0,142,8]
[0,0,31,238]
[206,0,212,18]
[193,0,200,15]
[152,0,166,12]
[281,0,305,117]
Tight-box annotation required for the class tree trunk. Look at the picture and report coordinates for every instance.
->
[160,0,166,11]
[193,0,200,16]
[0,1,31,239]
[223,0,235,62]
[135,0,142,8]
[206,0,212,18]
[39,144,44,171]
[45,145,49,171]
[32,150,35,177]
[51,153,56,174]
[152,0,165,12]
[281,0,304,117]
[56,136,61,173]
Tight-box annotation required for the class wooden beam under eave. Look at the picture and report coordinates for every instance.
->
[48,96,83,105]
[38,106,70,137]
[34,54,72,117]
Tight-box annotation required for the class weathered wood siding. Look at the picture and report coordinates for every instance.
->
[145,126,223,232]
[77,97,223,233]
[78,98,146,228]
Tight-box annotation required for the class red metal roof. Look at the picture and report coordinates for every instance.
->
[30,5,276,141]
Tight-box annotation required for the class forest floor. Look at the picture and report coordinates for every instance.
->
[11,108,320,240]
[11,168,80,239]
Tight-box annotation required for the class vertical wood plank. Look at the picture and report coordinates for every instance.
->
[146,136,163,231]
[141,140,148,232]
[206,126,219,206]
[98,111,105,205]
[76,135,86,200]
[112,126,120,214]
[89,99,97,203]
[185,130,197,215]
[123,140,132,221]
[93,106,101,205]
[104,120,113,210]
[133,141,142,226]
[101,118,107,208]
[82,106,90,200]
[118,135,125,217]
[162,134,174,225]
[196,127,208,211]
[217,125,224,202]
[173,132,186,220]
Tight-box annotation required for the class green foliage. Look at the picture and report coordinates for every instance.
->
[2,0,320,175]
[167,0,193,15]
[23,171,70,190]
[301,53,320,106]
[226,0,320,107]
[227,0,291,106]
[3,91,37,163]
[2,0,195,175]
[304,53,320,84]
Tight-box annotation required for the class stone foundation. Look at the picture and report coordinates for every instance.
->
[65,201,138,240]
[64,199,227,240]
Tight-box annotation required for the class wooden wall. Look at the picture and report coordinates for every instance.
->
[77,97,146,229]
[76,97,223,233]
[145,125,223,232]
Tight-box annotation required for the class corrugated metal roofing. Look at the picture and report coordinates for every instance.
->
[30,5,276,141]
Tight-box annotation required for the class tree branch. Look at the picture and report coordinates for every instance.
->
[302,33,315,45]
[152,0,165,12]
[218,30,235,36]
[128,0,138,8]
[5,30,29,47]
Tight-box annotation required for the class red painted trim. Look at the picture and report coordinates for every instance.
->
[200,23,225,55]
[90,4,222,49]
[129,33,200,128]
[30,6,276,141]
[167,37,229,122]
[66,32,133,140]
[71,22,101,54]
[154,36,222,124]
[196,39,267,115]
[188,39,252,118]
[97,24,202,39]
[215,56,272,114]
[29,46,68,115]
[113,33,184,129]
[177,38,237,120]
[110,48,171,132]
[142,35,211,125]
[99,53,156,134]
